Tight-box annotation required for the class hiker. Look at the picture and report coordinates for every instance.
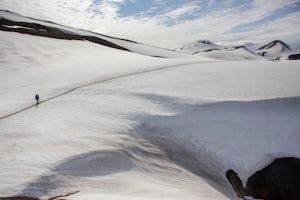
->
[35,94,40,105]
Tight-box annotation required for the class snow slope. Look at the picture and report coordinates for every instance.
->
[0,30,213,118]
[0,12,224,200]
[0,10,194,58]
[1,10,300,200]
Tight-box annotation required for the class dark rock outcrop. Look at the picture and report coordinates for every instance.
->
[288,54,300,60]
[226,170,247,198]
[226,157,300,200]
[0,18,129,52]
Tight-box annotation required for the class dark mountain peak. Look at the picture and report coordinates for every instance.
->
[197,40,213,45]
[258,40,292,51]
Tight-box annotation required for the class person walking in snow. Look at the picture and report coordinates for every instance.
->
[35,94,40,105]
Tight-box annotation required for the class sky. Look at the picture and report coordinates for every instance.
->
[1,0,300,49]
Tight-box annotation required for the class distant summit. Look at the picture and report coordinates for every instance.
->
[258,40,291,51]
[174,39,300,61]
[174,40,221,54]
[176,41,265,61]
[256,40,293,60]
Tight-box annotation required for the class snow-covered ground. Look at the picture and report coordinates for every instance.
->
[1,11,300,200]
[0,33,225,200]
[0,30,212,118]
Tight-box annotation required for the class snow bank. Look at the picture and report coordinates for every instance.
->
[134,97,300,195]
[96,61,300,198]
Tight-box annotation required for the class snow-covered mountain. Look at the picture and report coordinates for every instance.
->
[174,40,222,54]
[1,10,300,200]
[0,10,198,59]
[256,40,299,60]
[175,39,300,61]
[174,40,268,61]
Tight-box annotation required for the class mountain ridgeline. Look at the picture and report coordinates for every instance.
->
[175,39,300,61]
[1,9,299,61]
[0,10,194,59]
[0,18,129,52]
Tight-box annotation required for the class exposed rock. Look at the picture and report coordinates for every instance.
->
[288,54,300,60]
[226,170,247,198]
[226,157,300,200]
[0,18,129,52]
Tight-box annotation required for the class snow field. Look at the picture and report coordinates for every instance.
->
[0,27,225,199]
[1,10,300,200]
[0,76,227,199]
[0,30,212,118]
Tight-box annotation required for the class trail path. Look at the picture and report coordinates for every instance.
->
[0,60,210,120]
